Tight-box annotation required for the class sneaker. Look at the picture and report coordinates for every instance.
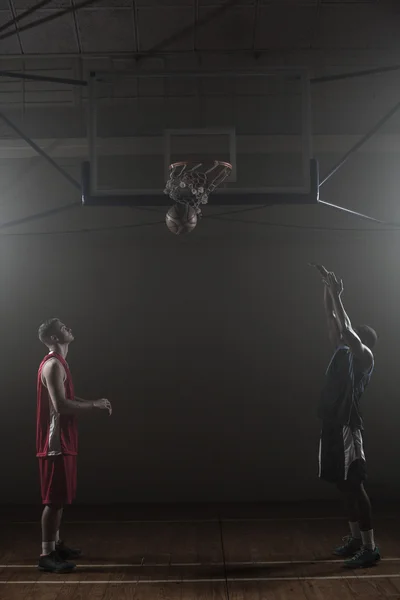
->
[343,546,381,568]
[56,540,82,560]
[38,550,76,573]
[333,536,362,557]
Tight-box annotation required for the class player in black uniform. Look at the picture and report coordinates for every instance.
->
[311,264,380,568]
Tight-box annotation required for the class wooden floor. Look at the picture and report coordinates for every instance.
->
[1,502,400,599]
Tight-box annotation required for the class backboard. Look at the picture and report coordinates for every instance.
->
[84,68,316,206]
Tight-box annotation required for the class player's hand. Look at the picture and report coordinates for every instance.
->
[308,263,329,279]
[323,271,343,296]
[93,398,112,415]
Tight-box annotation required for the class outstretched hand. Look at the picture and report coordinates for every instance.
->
[309,263,344,295]
[93,398,112,415]
[308,263,329,279]
[323,271,344,296]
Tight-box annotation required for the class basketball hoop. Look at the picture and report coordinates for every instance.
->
[164,160,232,213]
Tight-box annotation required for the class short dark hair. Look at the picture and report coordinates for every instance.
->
[38,318,60,345]
[354,325,378,350]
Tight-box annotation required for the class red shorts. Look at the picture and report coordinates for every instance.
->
[38,455,77,506]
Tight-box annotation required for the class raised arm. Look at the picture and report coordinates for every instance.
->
[310,263,341,347]
[324,272,373,370]
[323,280,341,348]
[43,360,111,415]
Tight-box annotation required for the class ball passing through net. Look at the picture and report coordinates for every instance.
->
[163,160,232,235]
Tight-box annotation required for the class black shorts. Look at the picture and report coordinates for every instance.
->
[319,422,366,484]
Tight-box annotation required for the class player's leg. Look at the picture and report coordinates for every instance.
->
[341,469,380,568]
[357,481,373,533]
[319,424,364,557]
[342,429,379,566]
[55,456,82,561]
[38,457,76,573]
[41,504,63,555]
[334,479,363,557]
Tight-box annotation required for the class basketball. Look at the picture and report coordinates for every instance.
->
[165,203,198,235]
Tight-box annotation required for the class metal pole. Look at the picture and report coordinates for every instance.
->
[94,68,304,79]
[0,0,100,42]
[317,200,386,225]
[301,70,312,194]
[319,96,400,188]
[0,70,87,87]
[87,75,98,196]
[0,0,54,35]
[311,64,400,85]
[0,112,81,192]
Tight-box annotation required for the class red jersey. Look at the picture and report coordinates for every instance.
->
[36,352,78,457]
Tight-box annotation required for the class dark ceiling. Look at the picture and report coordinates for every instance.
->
[0,0,397,58]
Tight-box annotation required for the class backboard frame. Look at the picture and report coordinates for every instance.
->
[87,67,313,199]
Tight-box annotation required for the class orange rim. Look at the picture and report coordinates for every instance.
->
[169,160,232,171]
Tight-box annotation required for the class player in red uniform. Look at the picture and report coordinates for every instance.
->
[36,318,112,573]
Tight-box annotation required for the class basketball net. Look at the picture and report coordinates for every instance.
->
[164,161,232,214]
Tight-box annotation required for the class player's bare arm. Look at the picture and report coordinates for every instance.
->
[324,272,373,370]
[43,360,112,415]
[309,263,341,347]
[75,395,112,415]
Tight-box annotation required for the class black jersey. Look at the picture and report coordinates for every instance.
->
[318,345,373,430]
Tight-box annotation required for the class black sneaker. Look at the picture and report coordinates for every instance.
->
[56,540,82,560]
[38,550,76,573]
[333,536,362,557]
[344,545,381,568]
